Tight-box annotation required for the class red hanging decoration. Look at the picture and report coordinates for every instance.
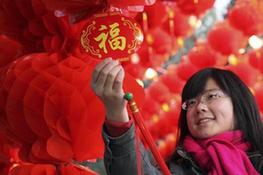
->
[0,53,145,164]
[78,13,143,61]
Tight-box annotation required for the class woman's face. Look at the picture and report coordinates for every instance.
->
[186,78,235,139]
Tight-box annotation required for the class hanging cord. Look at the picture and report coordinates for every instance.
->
[124,92,171,175]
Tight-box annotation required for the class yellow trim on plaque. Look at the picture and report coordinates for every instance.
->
[122,17,143,54]
[80,21,102,58]
[117,57,129,62]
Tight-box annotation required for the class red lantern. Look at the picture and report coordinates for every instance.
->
[162,5,191,37]
[78,13,143,61]
[140,1,167,29]
[141,94,161,116]
[208,24,246,55]
[176,62,199,81]
[146,81,171,104]
[163,133,177,158]
[147,27,172,55]
[248,49,263,73]
[133,41,155,69]
[160,64,185,94]
[174,0,215,16]
[124,62,146,79]
[228,3,262,36]
[158,105,179,137]
[188,43,218,68]
[254,87,263,114]
[226,63,258,87]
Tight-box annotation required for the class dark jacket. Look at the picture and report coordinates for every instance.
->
[102,124,263,175]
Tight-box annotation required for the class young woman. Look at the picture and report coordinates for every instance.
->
[91,58,263,175]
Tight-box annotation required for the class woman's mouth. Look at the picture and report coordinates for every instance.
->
[198,118,214,125]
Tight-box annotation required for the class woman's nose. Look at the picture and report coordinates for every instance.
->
[196,100,209,112]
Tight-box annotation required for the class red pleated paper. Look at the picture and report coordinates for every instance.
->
[0,52,145,164]
[9,163,98,175]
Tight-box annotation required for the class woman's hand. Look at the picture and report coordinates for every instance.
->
[91,58,129,122]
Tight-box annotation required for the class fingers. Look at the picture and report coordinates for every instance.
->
[91,57,112,84]
[91,58,128,122]
[95,60,119,88]
[113,67,125,92]
[91,58,125,97]
[104,65,122,92]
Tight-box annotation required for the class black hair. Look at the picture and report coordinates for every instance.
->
[177,67,263,154]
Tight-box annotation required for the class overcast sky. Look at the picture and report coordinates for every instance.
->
[214,0,232,20]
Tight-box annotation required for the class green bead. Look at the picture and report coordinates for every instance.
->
[124,92,133,101]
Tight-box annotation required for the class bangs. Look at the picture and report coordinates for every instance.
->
[181,69,212,102]
[181,68,233,102]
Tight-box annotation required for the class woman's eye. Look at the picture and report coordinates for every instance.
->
[188,100,197,106]
[207,93,219,99]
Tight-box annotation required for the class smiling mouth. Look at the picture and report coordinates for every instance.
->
[198,118,214,125]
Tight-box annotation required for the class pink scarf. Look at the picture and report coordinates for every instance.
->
[183,130,259,175]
